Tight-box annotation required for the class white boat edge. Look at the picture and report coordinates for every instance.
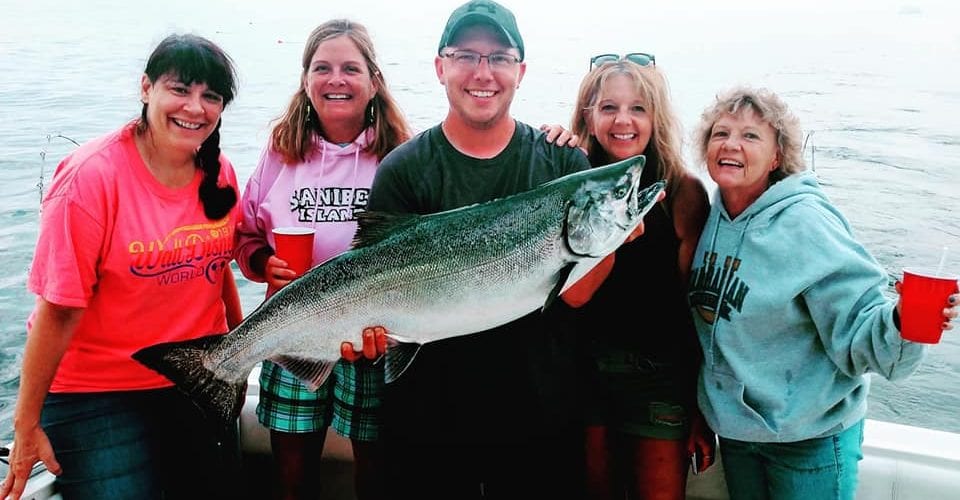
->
[17,365,960,500]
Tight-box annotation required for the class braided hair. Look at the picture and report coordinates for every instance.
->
[138,33,239,219]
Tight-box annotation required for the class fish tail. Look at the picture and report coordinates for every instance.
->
[132,334,245,426]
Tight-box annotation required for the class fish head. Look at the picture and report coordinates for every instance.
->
[566,155,666,257]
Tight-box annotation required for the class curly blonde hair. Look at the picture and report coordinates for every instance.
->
[692,86,806,181]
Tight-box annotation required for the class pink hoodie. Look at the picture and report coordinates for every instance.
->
[236,128,378,296]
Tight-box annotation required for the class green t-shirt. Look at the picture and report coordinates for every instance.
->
[368,120,590,443]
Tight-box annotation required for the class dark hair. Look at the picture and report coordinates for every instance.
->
[137,33,239,220]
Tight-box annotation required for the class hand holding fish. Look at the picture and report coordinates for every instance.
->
[561,253,615,308]
[132,156,666,425]
[341,326,388,361]
[561,189,665,308]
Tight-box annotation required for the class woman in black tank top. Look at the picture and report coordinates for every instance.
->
[562,56,716,500]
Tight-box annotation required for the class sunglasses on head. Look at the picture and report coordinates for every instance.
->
[589,52,656,70]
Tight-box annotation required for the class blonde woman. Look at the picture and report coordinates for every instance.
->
[563,54,715,500]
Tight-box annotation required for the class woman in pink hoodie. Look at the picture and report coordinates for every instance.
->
[235,19,411,500]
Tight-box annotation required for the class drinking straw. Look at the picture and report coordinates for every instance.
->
[936,246,948,275]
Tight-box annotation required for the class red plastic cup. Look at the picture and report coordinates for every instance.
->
[900,267,959,344]
[272,227,315,277]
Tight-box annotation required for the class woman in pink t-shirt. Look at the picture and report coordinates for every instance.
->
[1,34,244,500]
[234,19,412,500]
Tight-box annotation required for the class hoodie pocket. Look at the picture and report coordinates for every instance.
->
[709,370,778,438]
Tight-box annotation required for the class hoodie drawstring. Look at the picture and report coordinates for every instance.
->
[314,134,363,226]
[312,140,330,232]
[352,145,360,196]
[706,210,752,342]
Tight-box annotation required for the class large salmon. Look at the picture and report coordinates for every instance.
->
[133,155,664,423]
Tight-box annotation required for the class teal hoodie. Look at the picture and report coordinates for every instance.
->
[688,171,927,443]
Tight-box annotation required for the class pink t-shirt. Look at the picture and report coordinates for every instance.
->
[27,122,240,393]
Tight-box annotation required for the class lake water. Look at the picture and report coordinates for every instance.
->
[1,0,959,445]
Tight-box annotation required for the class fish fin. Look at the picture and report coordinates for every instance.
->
[382,335,422,384]
[543,262,577,312]
[132,334,246,426]
[352,211,420,248]
[271,356,337,391]
[557,257,603,295]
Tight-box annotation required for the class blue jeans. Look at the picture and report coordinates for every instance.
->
[41,388,240,500]
[719,419,865,500]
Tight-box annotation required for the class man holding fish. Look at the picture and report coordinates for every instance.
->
[352,0,655,497]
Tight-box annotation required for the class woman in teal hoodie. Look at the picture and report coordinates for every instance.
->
[687,86,959,500]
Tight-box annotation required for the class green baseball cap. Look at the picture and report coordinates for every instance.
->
[438,0,525,61]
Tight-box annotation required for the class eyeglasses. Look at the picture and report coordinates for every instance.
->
[440,50,521,70]
[589,53,656,70]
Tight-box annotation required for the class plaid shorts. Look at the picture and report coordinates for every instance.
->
[256,359,383,441]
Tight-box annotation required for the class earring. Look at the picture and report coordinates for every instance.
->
[366,101,376,125]
[305,103,311,124]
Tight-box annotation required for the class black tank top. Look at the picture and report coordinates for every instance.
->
[576,161,699,366]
